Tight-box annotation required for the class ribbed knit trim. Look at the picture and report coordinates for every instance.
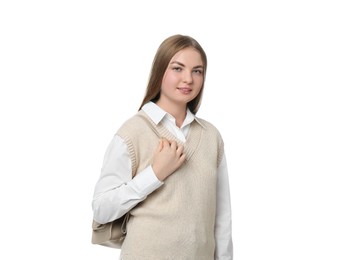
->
[122,134,138,178]
[137,110,203,163]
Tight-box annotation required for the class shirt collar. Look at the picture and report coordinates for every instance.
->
[141,101,205,128]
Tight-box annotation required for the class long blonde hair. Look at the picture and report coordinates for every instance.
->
[139,34,207,114]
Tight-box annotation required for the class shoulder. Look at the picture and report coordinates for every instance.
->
[116,111,147,135]
[116,110,153,137]
[195,117,224,144]
[119,111,144,126]
[196,117,222,136]
[195,116,225,166]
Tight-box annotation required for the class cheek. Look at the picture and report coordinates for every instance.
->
[162,72,171,84]
[194,77,204,90]
[162,74,179,90]
[193,86,203,97]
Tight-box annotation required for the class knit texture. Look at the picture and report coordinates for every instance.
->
[117,110,224,260]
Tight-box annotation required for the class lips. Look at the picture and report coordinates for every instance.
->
[177,87,192,94]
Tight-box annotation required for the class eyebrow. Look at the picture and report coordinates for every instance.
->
[170,61,204,69]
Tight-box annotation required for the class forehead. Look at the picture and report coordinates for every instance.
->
[170,47,203,66]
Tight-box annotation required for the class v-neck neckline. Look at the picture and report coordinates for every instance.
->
[138,110,203,161]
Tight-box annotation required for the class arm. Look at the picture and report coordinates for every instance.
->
[215,153,234,259]
[92,135,163,224]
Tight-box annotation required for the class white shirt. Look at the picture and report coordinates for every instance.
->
[92,102,233,259]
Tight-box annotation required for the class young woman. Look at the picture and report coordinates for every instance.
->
[92,34,233,259]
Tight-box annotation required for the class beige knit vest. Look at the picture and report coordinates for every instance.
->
[117,110,224,260]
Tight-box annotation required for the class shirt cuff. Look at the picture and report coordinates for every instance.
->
[131,165,164,196]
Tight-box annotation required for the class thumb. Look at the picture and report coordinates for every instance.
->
[157,139,163,152]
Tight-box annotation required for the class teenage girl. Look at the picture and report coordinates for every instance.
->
[92,34,233,260]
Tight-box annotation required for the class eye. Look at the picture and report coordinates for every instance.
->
[193,69,203,74]
[172,67,182,72]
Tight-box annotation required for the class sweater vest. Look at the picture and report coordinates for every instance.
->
[117,110,224,260]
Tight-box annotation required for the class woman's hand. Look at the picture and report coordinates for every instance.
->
[152,139,186,181]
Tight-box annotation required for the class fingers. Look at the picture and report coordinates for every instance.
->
[170,140,177,150]
[179,152,186,163]
[161,138,170,147]
[159,139,178,150]
[176,143,184,156]
[152,139,186,181]
[157,139,164,152]
[159,139,185,159]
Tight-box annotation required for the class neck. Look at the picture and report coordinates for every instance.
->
[156,101,187,128]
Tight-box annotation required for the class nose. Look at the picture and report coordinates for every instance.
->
[182,70,193,84]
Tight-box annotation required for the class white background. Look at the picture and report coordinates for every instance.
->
[1,0,351,259]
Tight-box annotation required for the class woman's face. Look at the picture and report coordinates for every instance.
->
[158,47,204,109]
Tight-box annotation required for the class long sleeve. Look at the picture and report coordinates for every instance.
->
[215,153,233,259]
[92,135,163,224]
